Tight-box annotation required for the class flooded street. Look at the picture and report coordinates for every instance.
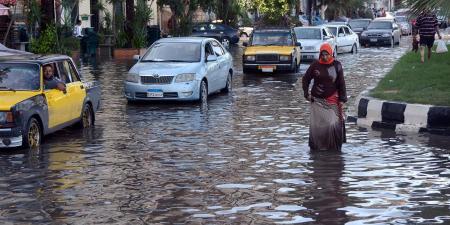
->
[1,38,450,224]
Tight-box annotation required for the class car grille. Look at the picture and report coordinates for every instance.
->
[135,92,179,98]
[256,54,279,62]
[367,33,382,37]
[140,76,174,84]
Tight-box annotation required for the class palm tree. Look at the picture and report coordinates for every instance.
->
[406,0,449,16]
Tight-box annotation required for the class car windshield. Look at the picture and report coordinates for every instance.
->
[349,20,370,28]
[326,27,337,36]
[294,28,321,40]
[251,32,292,46]
[141,42,201,62]
[0,63,40,91]
[396,17,407,22]
[368,21,392,29]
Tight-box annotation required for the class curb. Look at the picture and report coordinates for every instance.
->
[350,90,450,135]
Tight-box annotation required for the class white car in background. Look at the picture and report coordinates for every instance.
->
[239,27,254,38]
[293,26,336,62]
[324,24,360,54]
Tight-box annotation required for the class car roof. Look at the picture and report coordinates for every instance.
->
[372,19,394,23]
[350,19,372,21]
[294,26,323,30]
[156,37,213,43]
[324,24,348,28]
[0,54,72,64]
[253,28,291,33]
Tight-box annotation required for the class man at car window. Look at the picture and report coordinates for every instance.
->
[43,64,66,92]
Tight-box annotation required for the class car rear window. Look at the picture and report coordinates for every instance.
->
[294,28,321,39]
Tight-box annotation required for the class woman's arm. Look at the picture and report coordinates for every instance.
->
[302,63,314,100]
[336,62,347,103]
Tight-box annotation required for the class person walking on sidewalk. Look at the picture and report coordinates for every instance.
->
[302,43,347,152]
[415,9,442,63]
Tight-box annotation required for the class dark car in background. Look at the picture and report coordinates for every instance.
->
[349,19,372,38]
[191,23,240,45]
[360,19,401,47]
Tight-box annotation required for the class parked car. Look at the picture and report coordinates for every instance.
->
[348,19,372,37]
[360,19,401,47]
[293,26,336,61]
[437,14,448,29]
[191,23,240,45]
[395,16,411,35]
[239,26,254,38]
[0,54,101,148]
[124,37,233,103]
[324,24,360,54]
[242,28,301,73]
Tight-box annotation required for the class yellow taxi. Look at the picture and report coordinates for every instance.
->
[0,55,101,149]
[242,28,301,73]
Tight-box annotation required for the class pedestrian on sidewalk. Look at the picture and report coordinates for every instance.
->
[415,9,442,63]
[302,43,347,151]
[73,19,83,38]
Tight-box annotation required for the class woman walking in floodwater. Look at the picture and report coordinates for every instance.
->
[302,43,347,151]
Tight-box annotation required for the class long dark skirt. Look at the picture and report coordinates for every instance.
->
[309,97,345,151]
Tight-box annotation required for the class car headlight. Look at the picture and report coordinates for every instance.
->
[175,73,196,83]
[0,111,14,123]
[382,33,391,37]
[126,73,140,83]
[280,55,291,61]
[245,55,255,61]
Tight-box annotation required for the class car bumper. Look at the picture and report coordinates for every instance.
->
[0,128,23,148]
[360,37,392,46]
[301,51,319,62]
[243,62,293,71]
[124,80,200,101]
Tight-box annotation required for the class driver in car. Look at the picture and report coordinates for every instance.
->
[43,64,66,92]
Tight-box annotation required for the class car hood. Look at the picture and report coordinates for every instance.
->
[244,46,296,55]
[352,27,365,32]
[130,62,202,75]
[297,39,324,47]
[0,91,40,111]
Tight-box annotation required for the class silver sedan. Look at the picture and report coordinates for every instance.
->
[124,37,233,103]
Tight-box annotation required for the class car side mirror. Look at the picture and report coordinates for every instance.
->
[207,55,217,62]
[133,55,140,62]
[243,42,248,47]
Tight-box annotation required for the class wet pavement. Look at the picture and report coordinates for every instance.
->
[1,37,450,224]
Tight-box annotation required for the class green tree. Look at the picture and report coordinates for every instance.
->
[252,0,296,24]
[406,0,450,16]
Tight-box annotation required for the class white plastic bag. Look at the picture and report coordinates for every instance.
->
[436,40,448,53]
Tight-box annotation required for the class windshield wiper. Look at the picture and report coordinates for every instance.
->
[0,86,16,92]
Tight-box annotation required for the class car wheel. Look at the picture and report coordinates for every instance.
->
[198,80,208,104]
[23,117,41,149]
[243,67,250,74]
[223,72,232,93]
[351,44,357,54]
[222,37,230,47]
[79,103,94,128]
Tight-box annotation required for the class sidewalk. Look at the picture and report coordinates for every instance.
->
[349,30,450,135]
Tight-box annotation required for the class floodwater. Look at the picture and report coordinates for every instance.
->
[1,38,449,224]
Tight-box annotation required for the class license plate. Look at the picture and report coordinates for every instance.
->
[147,89,163,98]
[370,38,377,42]
[260,65,275,73]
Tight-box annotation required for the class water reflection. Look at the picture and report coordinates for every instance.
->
[1,38,450,224]
[304,151,349,225]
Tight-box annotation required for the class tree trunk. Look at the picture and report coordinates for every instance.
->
[41,0,55,30]
[126,0,134,41]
